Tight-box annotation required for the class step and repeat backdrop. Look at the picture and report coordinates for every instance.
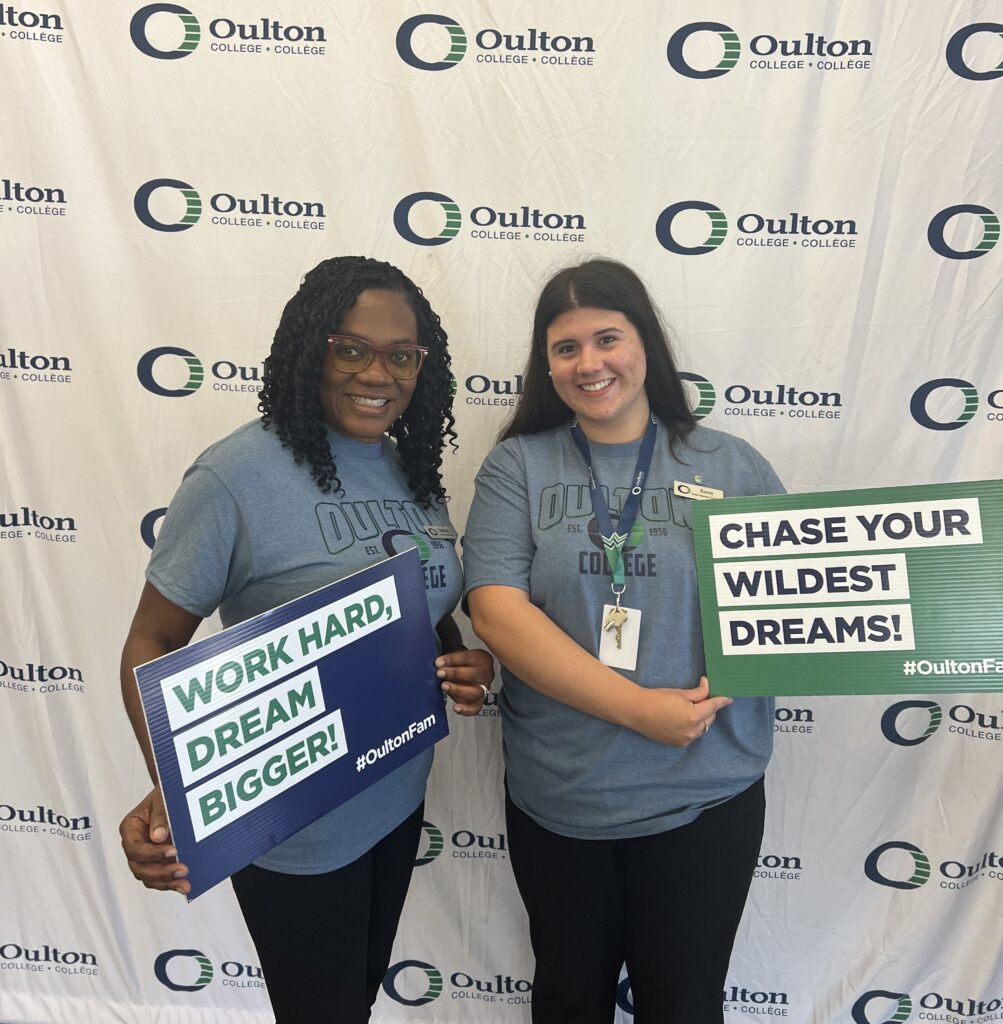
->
[2,2,1002,1022]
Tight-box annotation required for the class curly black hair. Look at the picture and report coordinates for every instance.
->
[258,256,456,508]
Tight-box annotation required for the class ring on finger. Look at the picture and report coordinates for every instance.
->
[479,684,489,700]
[703,721,709,735]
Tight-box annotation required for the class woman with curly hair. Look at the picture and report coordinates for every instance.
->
[119,256,492,1022]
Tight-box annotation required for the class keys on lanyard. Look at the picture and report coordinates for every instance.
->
[603,602,629,649]
[570,417,657,671]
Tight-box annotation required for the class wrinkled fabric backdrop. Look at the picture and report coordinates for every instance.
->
[2,3,1002,1022]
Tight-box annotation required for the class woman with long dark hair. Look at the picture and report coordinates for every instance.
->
[464,259,783,1023]
[119,256,492,1022]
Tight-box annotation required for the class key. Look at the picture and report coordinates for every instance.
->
[603,606,627,631]
[604,606,628,648]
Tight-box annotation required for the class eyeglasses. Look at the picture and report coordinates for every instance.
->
[326,335,429,380]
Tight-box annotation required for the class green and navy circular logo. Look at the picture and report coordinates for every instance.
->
[666,22,740,78]
[927,204,999,259]
[655,200,728,255]
[383,960,444,1005]
[679,371,716,417]
[945,23,1003,81]
[393,192,462,246]
[852,990,913,1024]
[137,347,205,397]
[130,4,201,60]
[909,378,979,431]
[382,530,432,563]
[134,178,202,232]
[153,949,214,991]
[881,700,942,746]
[415,820,445,866]
[864,841,931,890]
[396,14,467,70]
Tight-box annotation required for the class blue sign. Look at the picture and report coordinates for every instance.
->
[135,548,448,899]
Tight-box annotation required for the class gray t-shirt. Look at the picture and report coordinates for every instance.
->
[147,420,461,873]
[463,422,783,840]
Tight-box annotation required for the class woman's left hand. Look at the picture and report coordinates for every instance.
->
[436,648,494,716]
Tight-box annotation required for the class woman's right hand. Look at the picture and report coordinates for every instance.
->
[119,786,191,895]
[628,677,733,746]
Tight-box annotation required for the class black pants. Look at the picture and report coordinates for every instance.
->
[230,803,424,1024]
[506,779,765,1024]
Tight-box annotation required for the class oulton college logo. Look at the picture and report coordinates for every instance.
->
[945,23,1003,81]
[666,21,872,77]
[130,4,200,59]
[852,990,913,1024]
[154,949,214,991]
[414,820,445,865]
[134,177,325,233]
[395,14,593,71]
[382,960,444,1005]
[656,200,858,254]
[153,948,263,991]
[909,378,979,431]
[927,204,1000,259]
[396,14,466,70]
[655,201,728,255]
[137,346,204,397]
[863,841,931,890]
[666,22,741,78]
[393,192,462,246]
[679,371,717,417]
[130,4,325,59]
[134,178,202,231]
[880,700,942,746]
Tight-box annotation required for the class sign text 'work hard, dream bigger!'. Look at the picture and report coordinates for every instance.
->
[708,499,981,654]
[160,578,397,842]
[161,577,399,730]
[135,550,450,897]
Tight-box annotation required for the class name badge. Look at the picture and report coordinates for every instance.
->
[424,525,457,540]
[673,480,724,501]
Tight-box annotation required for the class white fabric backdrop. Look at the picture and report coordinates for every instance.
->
[2,2,1001,1022]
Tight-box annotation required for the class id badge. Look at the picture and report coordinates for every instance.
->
[424,525,457,540]
[598,604,641,672]
[673,480,724,500]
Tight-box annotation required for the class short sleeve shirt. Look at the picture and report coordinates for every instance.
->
[148,420,462,873]
[462,422,784,839]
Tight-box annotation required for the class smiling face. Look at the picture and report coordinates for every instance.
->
[318,288,420,442]
[546,306,650,443]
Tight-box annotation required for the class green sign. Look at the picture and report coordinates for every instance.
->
[692,480,1003,696]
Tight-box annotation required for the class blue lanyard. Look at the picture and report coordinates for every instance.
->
[570,417,657,596]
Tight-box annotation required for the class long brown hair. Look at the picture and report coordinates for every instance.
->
[499,259,696,449]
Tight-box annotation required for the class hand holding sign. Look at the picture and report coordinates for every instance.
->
[437,647,494,715]
[692,482,1003,696]
[628,676,734,746]
[119,786,190,896]
[133,550,449,899]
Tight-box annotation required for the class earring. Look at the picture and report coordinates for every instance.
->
[547,371,552,377]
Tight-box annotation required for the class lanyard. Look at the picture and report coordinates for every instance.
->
[570,417,657,597]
